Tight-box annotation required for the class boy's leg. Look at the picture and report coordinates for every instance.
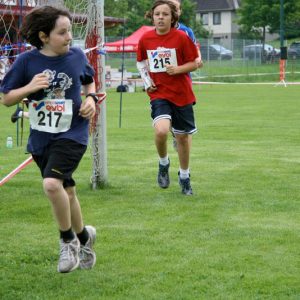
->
[65,186,84,233]
[34,139,89,272]
[43,177,72,231]
[43,177,80,273]
[154,118,170,158]
[176,134,193,196]
[65,186,96,270]
[154,119,171,188]
[151,100,172,188]
[172,103,196,195]
[176,133,190,170]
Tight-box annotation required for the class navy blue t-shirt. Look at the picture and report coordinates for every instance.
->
[0,47,95,155]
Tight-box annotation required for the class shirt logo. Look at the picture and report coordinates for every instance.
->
[32,102,45,110]
[150,51,158,58]
[32,100,65,112]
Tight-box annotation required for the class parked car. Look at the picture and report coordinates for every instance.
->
[287,42,300,59]
[200,44,233,60]
[242,44,280,60]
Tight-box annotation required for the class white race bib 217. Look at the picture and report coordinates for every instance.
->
[147,48,178,73]
[29,99,73,133]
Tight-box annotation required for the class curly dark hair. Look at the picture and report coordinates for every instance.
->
[145,0,179,28]
[20,6,71,49]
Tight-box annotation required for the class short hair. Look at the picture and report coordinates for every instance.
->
[20,6,71,49]
[145,0,179,28]
[169,0,181,11]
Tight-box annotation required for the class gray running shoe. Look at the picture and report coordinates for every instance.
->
[158,160,170,188]
[79,225,96,270]
[178,173,193,195]
[57,237,80,273]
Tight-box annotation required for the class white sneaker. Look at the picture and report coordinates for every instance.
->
[79,225,96,270]
[57,237,80,273]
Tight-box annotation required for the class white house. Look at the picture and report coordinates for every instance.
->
[195,0,278,44]
[196,0,241,45]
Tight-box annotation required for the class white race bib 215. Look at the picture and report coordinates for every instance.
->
[29,99,73,133]
[147,48,178,73]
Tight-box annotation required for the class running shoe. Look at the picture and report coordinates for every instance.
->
[57,237,80,273]
[178,173,193,195]
[79,225,96,270]
[158,160,170,188]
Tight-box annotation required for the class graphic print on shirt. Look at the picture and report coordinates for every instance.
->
[43,69,73,99]
[28,69,73,133]
[147,47,178,73]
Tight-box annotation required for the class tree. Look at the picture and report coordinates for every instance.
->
[284,0,300,38]
[237,0,300,41]
[104,0,208,39]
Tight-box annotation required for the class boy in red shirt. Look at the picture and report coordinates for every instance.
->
[137,0,198,195]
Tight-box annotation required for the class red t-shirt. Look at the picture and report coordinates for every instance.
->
[137,28,198,106]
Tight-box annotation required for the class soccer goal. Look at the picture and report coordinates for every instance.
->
[0,0,107,189]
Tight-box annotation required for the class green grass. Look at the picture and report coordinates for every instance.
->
[0,84,300,299]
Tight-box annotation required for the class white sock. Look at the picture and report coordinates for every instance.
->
[18,111,23,118]
[159,155,169,166]
[179,168,190,179]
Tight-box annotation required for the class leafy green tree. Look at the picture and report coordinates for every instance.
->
[104,0,208,39]
[237,0,300,41]
[284,0,300,38]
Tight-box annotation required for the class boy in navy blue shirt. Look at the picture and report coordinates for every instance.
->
[0,6,97,273]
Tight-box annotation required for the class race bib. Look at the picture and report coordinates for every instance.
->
[29,99,73,133]
[147,48,178,73]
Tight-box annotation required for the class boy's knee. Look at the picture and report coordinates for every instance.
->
[156,127,169,138]
[43,178,62,195]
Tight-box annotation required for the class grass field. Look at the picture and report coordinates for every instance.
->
[0,84,299,299]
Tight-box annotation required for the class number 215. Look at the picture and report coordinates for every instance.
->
[154,57,170,69]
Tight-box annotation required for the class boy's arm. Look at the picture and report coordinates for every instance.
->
[136,60,156,91]
[1,86,33,106]
[0,73,49,107]
[196,49,203,68]
[79,81,97,119]
[82,81,96,96]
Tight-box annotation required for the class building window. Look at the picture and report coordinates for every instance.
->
[213,37,221,44]
[213,12,221,25]
[201,13,208,25]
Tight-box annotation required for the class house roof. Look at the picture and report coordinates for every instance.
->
[0,4,124,29]
[196,0,241,12]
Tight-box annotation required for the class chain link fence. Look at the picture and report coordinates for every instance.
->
[104,38,300,85]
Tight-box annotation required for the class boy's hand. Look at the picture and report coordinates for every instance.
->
[147,84,157,93]
[79,96,96,119]
[27,73,50,93]
[165,64,177,75]
[196,57,203,68]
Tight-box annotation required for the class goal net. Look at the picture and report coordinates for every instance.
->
[0,0,107,189]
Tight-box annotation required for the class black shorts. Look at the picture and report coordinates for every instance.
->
[150,99,197,134]
[32,139,87,188]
